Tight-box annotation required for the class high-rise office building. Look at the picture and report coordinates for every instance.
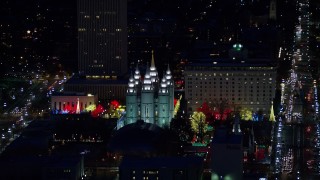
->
[77,0,127,78]
[269,0,277,20]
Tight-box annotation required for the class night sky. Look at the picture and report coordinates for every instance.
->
[0,0,304,76]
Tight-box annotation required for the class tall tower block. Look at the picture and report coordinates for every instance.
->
[77,0,127,77]
[269,0,277,20]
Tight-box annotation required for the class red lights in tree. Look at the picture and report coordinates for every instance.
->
[197,102,214,123]
[174,98,178,106]
[255,148,265,161]
[197,101,233,121]
[213,111,220,120]
[175,80,184,85]
[222,108,232,120]
[64,104,72,112]
[110,100,120,109]
[91,104,104,117]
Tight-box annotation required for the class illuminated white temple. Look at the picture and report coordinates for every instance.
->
[119,51,174,129]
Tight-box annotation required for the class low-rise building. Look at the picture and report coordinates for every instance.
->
[51,92,98,114]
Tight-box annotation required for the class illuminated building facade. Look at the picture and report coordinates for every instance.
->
[184,44,277,116]
[77,0,127,78]
[118,52,174,129]
[51,92,98,114]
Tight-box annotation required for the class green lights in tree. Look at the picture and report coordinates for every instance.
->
[174,95,182,117]
[240,107,252,121]
[85,104,96,112]
[190,111,208,141]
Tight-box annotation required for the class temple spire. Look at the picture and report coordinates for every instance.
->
[127,71,136,93]
[149,50,158,83]
[151,50,155,69]
[134,63,141,85]
[165,64,172,84]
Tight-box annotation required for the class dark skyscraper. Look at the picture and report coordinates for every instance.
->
[77,0,127,78]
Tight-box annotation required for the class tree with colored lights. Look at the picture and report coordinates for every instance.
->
[115,105,125,118]
[240,107,253,121]
[190,111,208,142]
[209,99,232,121]
[197,102,213,123]
[91,104,104,117]
[85,104,96,112]
[173,95,182,117]
[170,115,192,142]
[110,100,120,109]
[105,100,123,118]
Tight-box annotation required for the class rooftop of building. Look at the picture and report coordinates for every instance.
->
[108,120,179,156]
[0,152,82,165]
[0,153,83,178]
[120,155,203,169]
[108,120,163,154]
[1,120,54,158]
[51,92,95,97]
[212,127,243,145]
[187,57,277,67]
[66,75,128,85]
[186,41,278,68]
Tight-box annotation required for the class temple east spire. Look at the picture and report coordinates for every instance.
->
[149,50,158,83]
[127,72,136,93]
[134,64,141,85]
[151,50,155,69]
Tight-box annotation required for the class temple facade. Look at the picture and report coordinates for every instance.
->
[117,51,174,129]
